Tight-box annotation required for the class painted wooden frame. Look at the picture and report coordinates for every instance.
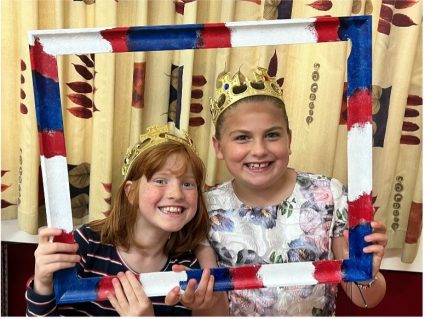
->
[29,16,373,304]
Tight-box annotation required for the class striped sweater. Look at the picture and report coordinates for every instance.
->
[26,225,199,316]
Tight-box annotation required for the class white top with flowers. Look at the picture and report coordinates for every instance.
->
[205,171,348,316]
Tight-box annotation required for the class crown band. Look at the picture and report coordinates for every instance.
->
[122,123,197,178]
[209,67,283,125]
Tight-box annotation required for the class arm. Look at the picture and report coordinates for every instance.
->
[26,227,80,316]
[33,227,80,295]
[332,221,387,308]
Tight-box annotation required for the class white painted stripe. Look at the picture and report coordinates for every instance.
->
[28,27,113,55]
[257,262,318,287]
[41,156,73,232]
[347,123,373,201]
[227,19,318,47]
[139,271,187,297]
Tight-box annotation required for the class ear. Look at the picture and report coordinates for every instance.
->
[124,181,135,205]
[212,136,224,160]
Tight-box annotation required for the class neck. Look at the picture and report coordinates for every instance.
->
[233,168,296,207]
[117,223,171,273]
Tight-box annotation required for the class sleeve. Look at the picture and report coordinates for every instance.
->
[25,278,59,316]
[330,177,348,237]
[73,225,90,256]
[73,225,91,274]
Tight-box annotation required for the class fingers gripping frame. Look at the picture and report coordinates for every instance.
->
[29,16,373,304]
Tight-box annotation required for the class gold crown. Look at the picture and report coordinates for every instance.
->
[209,67,283,125]
[122,123,197,178]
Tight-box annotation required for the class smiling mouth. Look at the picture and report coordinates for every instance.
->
[159,206,184,215]
[246,162,271,170]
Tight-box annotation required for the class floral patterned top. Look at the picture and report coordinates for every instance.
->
[205,172,348,316]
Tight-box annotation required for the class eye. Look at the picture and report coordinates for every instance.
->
[183,181,197,189]
[266,131,281,140]
[234,134,250,142]
[152,178,167,185]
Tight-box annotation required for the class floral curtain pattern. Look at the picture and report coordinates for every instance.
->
[1,0,422,263]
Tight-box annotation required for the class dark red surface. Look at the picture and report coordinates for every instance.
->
[1,242,422,316]
[336,269,423,316]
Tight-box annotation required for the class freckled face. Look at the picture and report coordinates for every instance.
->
[127,153,198,235]
[212,101,291,193]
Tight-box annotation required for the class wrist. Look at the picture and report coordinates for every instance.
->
[354,273,379,289]
[33,278,54,295]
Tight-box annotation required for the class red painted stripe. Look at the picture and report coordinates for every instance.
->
[199,23,231,48]
[349,192,374,227]
[39,131,66,158]
[97,276,116,301]
[313,260,343,283]
[30,39,59,81]
[230,265,265,290]
[347,88,372,130]
[100,27,129,52]
[314,17,340,42]
[53,231,75,244]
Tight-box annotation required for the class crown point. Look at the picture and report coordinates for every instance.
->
[122,123,197,179]
[209,66,284,126]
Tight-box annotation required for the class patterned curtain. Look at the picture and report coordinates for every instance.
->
[1,0,422,263]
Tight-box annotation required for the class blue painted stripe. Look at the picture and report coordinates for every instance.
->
[341,223,373,282]
[54,268,77,304]
[127,24,203,51]
[180,267,234,292]
[54,268,98,304]
[32,71,64,131]
[338,16,372,97]
[59,279,99,304]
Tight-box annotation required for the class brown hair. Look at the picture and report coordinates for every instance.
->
[214,95,290,140]
[88,141,209,257]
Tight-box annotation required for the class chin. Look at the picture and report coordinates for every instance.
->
[163,224,186,233]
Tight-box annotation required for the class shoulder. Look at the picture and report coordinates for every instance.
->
[204,180,237,212]
[205,180,233,197]
[297,172,345,188]
[296,172,347,200]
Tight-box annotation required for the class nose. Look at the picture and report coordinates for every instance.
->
[251,139,267,157]
[166,182,183,199]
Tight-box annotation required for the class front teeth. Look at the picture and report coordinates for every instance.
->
[248,162,269,169]
[160,206,183,215]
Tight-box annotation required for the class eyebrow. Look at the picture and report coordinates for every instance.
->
[229,126,285,135]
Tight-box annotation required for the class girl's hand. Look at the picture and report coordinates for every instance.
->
[362,220,388,276]
[165,265,217,310]
[341,220,387,275]
[106,271,154,316]
[33,227,80,295]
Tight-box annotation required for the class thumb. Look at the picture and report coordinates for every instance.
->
[164,286,181,306]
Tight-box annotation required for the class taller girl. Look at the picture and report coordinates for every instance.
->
[202,67,387,316]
